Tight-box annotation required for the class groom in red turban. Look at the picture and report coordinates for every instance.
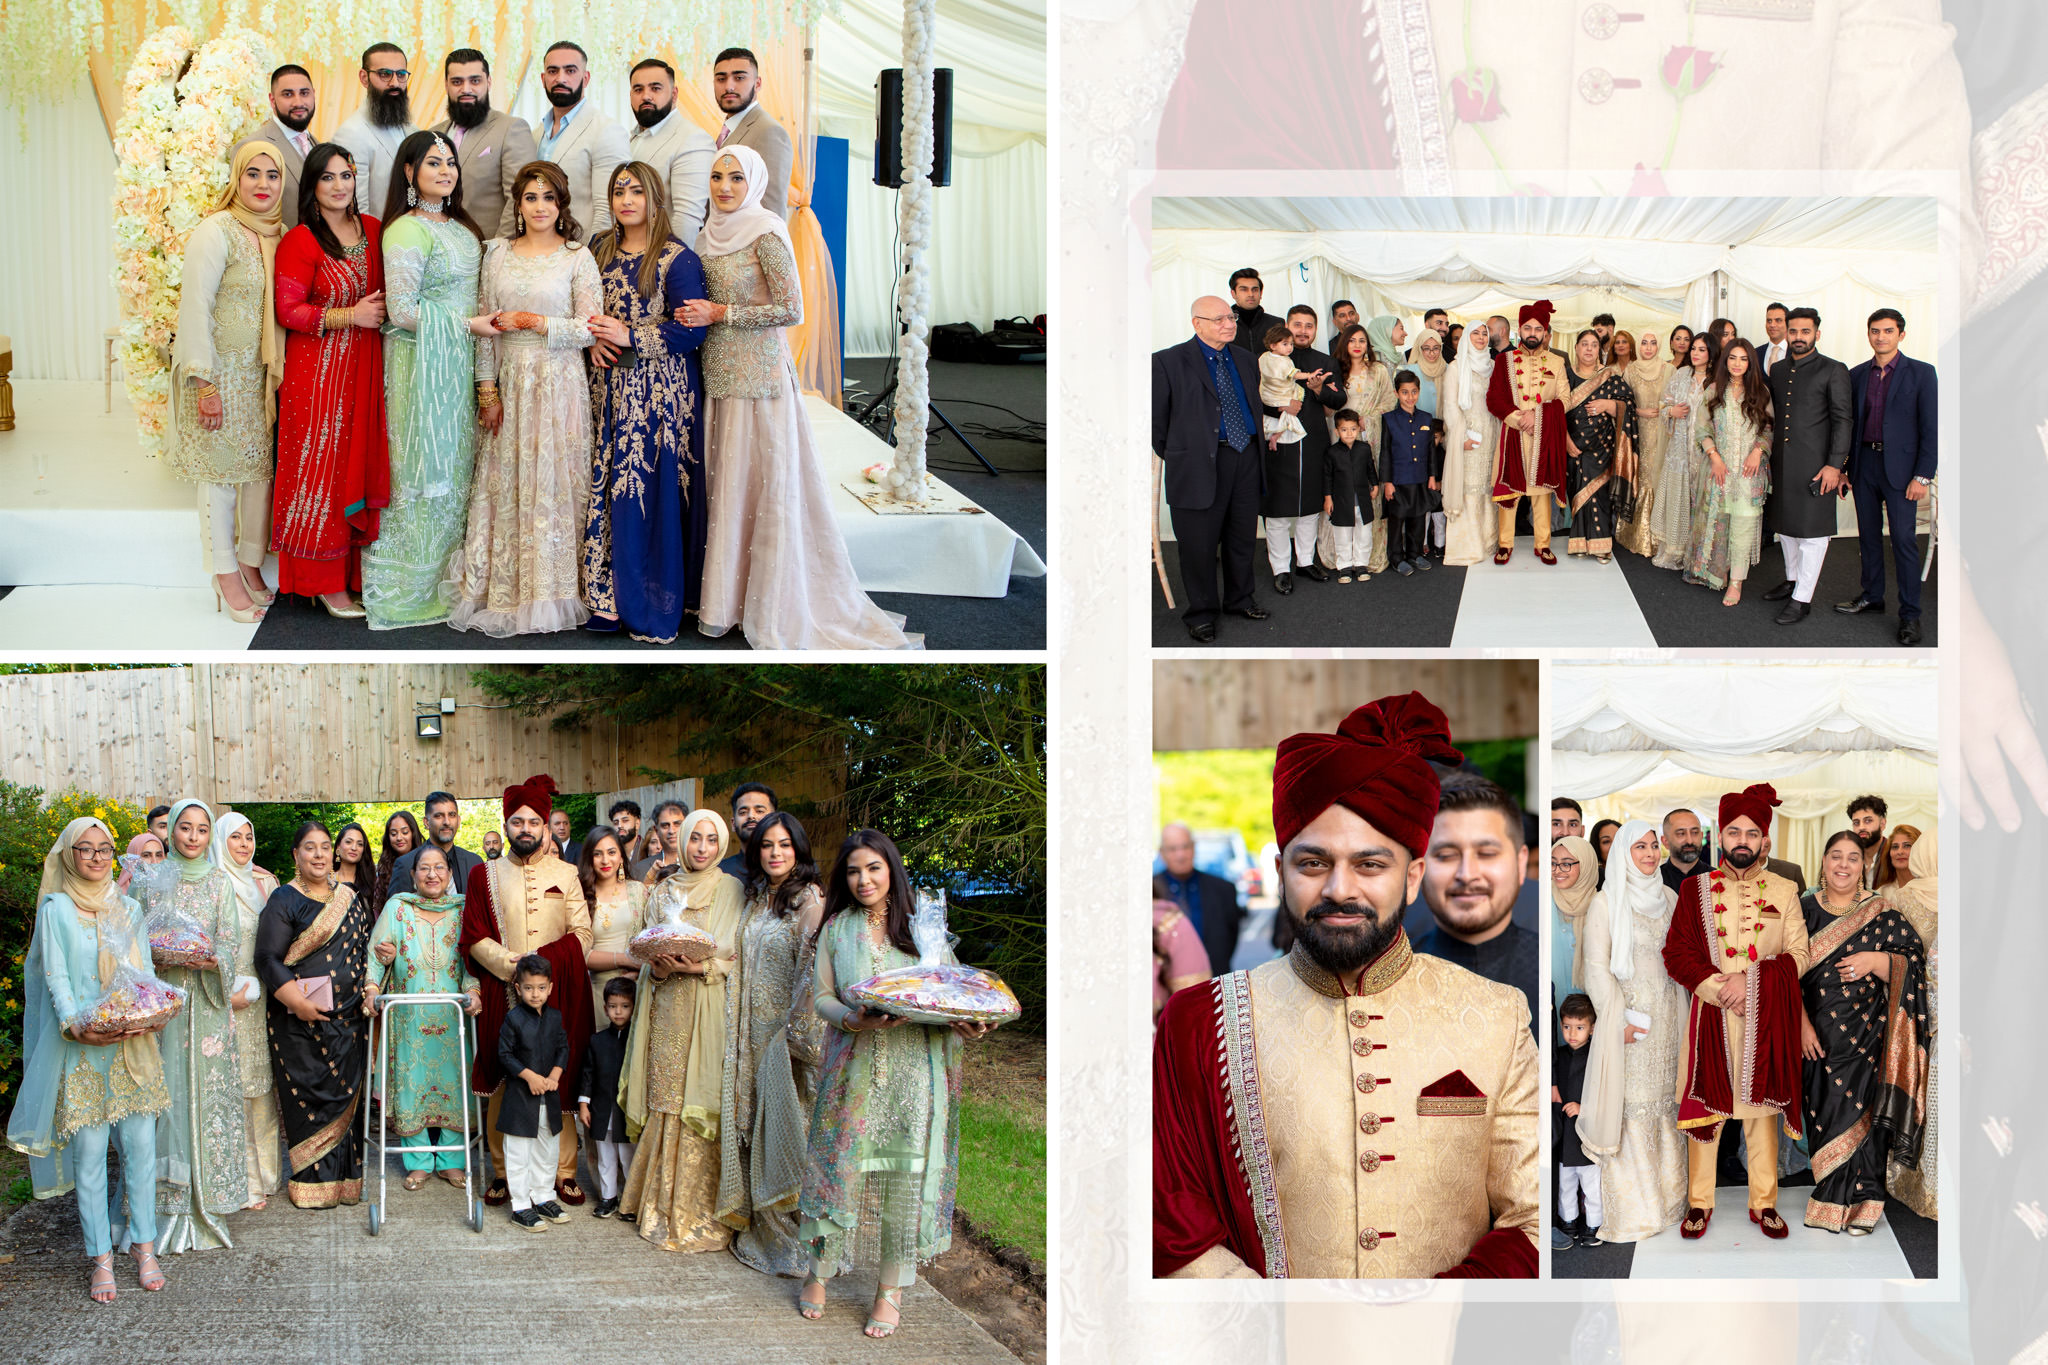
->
[1662,782,1809,1240]
[1153,694,1540,1280]
[460,774,594,1208]
[1485,299,1569,565]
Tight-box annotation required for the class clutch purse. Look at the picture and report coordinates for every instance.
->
[298,974,334,1012]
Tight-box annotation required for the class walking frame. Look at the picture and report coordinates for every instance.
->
[362,991,485,1235]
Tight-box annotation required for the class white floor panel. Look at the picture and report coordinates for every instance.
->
[1626,1187,1912,1279]
[1449,536,1656,648]
[0,584,261,649]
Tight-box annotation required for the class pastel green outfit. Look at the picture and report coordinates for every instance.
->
[366,890,480,1172]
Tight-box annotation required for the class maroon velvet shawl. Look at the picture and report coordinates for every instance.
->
[1486,356,1567,500]
[458,860,592,1098]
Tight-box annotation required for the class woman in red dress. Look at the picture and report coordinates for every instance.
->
[272,143,390,616]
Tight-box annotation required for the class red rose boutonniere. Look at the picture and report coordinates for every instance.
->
[1747,944,1758,962]
[1661,47,1720,98]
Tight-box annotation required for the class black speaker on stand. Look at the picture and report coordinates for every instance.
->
[858,67,997,476]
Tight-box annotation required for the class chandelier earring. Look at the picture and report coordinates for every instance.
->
[406,183,418,208]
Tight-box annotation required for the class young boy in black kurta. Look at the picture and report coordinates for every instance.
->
[1552,993,1602,1248]
[577,975,635,1218]
[1380,372,1441,576]
[1323,409,1378,583]
[498,954,570,1231]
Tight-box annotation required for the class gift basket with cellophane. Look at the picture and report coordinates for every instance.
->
[846,887,1021,1026]
[629,882,719,963]
[66,859,188,1034]
[130,856,220,971]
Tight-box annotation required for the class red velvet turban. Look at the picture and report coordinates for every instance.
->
[1518,299,1555,328]
[503,773,558,822]
[1272,693,1463,858]
[1718,782,1781,835]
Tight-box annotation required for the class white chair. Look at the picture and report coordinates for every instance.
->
[1151,454,1175,609]
[104,326,123,413]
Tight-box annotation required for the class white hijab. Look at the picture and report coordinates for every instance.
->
[1454,325,1495,412]
[1604,818,1669,982]
[694,144,794,263]
[209,811,265,915]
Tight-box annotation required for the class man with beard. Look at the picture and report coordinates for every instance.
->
[1847,794,1888,888]
[1759,306,1851,624]
[1227,268,1284,353]
[1414,308,1449,359]
[1550,796,1584,843]
[483,830,503,860]
[385,790,484,898]
[534,40,630,233]
[1153,693,1540,1278]
[1260,305,1343,592]
[334,42,416,217]
[232,65,315,227]
[1590,313,1617,364]
[630,799,687,882]
[1486,315,1511,356]
[429,48,535,239]
[1328,299,1359,350]
[627,57,715,244]
[1659,807,1710,892]
[605,799,644,860]
[1661,783,1807,1241]
[719,782,777,879]
[460,775,594,1209]
[1413,776,1537,1034]
[710,48,793,218]
[1485,300,1568,565]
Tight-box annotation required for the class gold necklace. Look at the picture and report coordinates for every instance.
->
[290,876,333,903]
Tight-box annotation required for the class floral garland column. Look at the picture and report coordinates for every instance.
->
[886,0,938,503]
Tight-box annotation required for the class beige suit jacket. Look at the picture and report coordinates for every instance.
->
[535,104,631,236]
[470,852,593,982]
[431,108,537,241]
[231,117,309,228]
[630,109,716,246]
[717,103,794,220]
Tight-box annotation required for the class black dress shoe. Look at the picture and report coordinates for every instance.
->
[1188,621,1217,643]
[1274,572,1294,595]
[1412,556,1434,572]
[1834,596,1881,615]
[1761,580,1795,601]
[1899,619,1923,646]
[1236,604,1270,620]
[1775,600,1809,626]
[1299,563,1330,583]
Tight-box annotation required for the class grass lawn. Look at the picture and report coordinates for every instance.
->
[956,1028,1046,1266]
[2,1144,29,1219]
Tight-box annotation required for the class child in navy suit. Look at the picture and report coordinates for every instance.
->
[578,975,635,1218]
[1379,372,1440,576]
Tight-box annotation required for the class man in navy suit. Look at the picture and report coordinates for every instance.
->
[1153,295,1270,643]
[1835,309,1937,646]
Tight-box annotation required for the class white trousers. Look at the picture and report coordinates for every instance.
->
[199,480,272,575]
[1265,514,1319,575]
[1429,510,1447,547]
[1329,513,1372,569]
[591,1138,634,1200]
[504,1126,558,1212]
[1559,1163,1603,1226]
[1778,534,1830,603]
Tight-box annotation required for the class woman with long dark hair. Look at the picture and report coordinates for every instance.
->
[271,143,388,617]
[1682,336,1775,602]
[1650,330,1719,572]
[254,821,373,1207]
[798,830,994,1338]
[373,809,422,910]
[1797,831,1930,1234]
[1561,329,1640,563]
[1326,321,1395,576]
[576,826,645,1018]
[332,822,376,905]
[362,129,500,630]
[718,810,827,1274]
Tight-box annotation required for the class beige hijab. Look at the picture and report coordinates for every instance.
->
[39,818,166,1090]
[214,140,289,418]
[1890,825,1937,947]
[1551,835,1598,986]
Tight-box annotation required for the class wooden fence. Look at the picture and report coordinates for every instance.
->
[1152,659,1538,752]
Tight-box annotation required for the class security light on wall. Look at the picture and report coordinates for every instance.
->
[417,713,443,740]
[441,697,457,714]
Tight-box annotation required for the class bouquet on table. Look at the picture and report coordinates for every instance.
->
[846,887,1021,1027]
[69,864,187,1034]
[629,886,719,964]
[130,857,220,970]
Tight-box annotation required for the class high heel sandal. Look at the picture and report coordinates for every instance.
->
[131,1245,165,1291]
[320,592,367,620]
[88,1254,117,1304]
[865,1285,904,1338]
[213,578,266,624]
[239,566,275,606]
[1722,585,1741,607]
[798,1272,828,1321]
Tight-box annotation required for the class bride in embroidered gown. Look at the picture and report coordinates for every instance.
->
[683,146,912,650]
[1576,820,1689,1242]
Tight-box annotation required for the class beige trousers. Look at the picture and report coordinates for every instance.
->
[1687,1115,1779,1210]
[1496,498,1553,552]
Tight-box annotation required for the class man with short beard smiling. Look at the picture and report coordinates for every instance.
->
[1661,783,1808,1242]
[1414,776,1537,1034]
[1486,300,1568,565]
[333,42,417,216]
[533,40,630,233]
[429,48,536,239]
[1153,693,1539,1280]
[628,57,715,244]
[1846,793,1887,888]
[232,65,316,227]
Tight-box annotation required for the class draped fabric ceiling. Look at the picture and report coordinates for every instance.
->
[1150,196,1939,361]
[1556,661,1938,878]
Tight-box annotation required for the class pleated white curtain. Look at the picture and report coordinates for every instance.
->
[0,82,121,382]
[1552,661,1939,759]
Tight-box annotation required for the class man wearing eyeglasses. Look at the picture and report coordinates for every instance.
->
[333,42,417,216]
[1153,295,1270,643]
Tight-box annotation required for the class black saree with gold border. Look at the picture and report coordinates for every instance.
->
[254,882,372,1208]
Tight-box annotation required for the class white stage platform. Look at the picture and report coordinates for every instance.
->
[0,380,1043,606]
[1450,537,1656,648]
[1626,1188,1913,1279]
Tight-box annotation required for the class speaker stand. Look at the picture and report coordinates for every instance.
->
[855,375,1000,477]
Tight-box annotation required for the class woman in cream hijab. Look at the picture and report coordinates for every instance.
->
[170,141,289,622]
[5,818,174,1302]
[210,812,282,1206]
[618,808,746,1249]
[1576,818,1689,1242]
[1549,834,1597,996]
[1440,321,1501,565]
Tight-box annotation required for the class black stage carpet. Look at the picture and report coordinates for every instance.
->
[246,358,1045,652]
[1152,536,1935,649]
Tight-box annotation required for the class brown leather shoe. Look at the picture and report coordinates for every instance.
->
[557,1178,587,1207]
[1750,1207,1789,1239]
[1680,1206,1711,1239]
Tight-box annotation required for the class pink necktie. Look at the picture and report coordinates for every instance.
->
[293,131,309,157]
[716,126,729,148]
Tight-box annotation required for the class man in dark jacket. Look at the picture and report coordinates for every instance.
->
[1260,306,1346,592]
[386,790,485,898]
[1152,821,1240,978]
[1153,295,1270,643]
[1837,308,1937,645]
[1227,267,1285,352]
[1759,307,1852,625]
